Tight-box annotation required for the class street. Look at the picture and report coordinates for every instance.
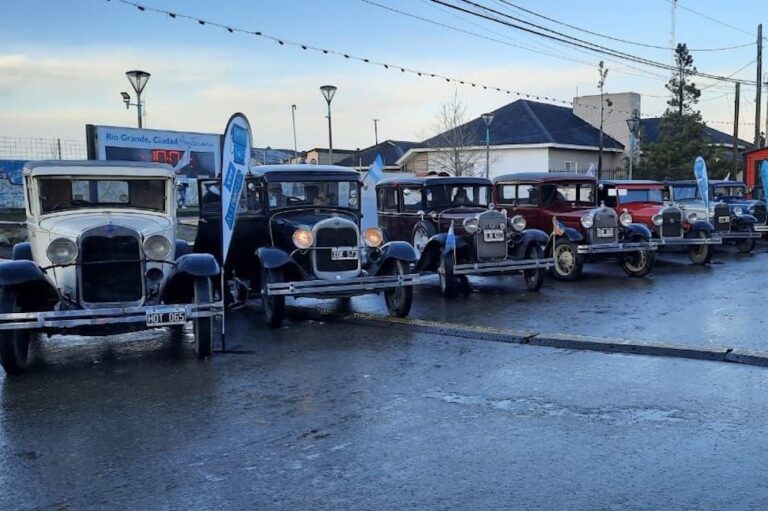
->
[2,244,768,510]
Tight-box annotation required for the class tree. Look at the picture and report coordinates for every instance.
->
[425,90,482,176]
[637,44,729,180]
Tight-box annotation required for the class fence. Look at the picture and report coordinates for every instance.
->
[0,136,87,161]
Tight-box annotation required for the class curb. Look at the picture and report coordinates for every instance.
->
[277,305,768,369]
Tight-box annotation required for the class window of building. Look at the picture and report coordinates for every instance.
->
[564,161,578,172]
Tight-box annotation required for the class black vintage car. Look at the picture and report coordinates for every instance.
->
[376,176,552,296]
[194,165,419,326]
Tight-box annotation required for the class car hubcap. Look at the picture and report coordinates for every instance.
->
[556,247,574,273]
[414,230,428,256]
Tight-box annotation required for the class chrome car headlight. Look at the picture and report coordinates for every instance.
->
[687,212,698,223]
[734,206,743,217]
[143,235,172,260]
[620,212,633,227]
[580,214,594,228]
[363,227,384,248]
[511,215,527,232]
[652,214,663,226]
[292,228,314,249]
[463,217,479,234]
[46,238,78,265]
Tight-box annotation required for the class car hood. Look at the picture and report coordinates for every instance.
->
[269,209,359,248]
[621,203,664,224]
[38,212,172,239]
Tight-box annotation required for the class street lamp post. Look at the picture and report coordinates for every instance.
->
[373,118,379,145]
[124,70,151,128]
[626,109,641,180]
[291,105,298,160]
[481,113,494,179]
[320,85,337,163]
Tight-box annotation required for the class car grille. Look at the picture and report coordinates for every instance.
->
[589,208,618,244]
[315,226,359,273]
[713,203,731,232]
[81,234,142,303]
[661,208,683,237]
[753,203,767,223]
[476,211,508,259]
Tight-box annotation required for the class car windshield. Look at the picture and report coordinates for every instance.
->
[541,183,594,206]
[39,178,167,214]
[267,181,359,209]
[671,185,700,201]
[425,184,489,208]
[619,188,664,204]
[712,185,745,198]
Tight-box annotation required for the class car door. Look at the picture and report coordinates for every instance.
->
[194,179,222,262]
[376,184,401,241]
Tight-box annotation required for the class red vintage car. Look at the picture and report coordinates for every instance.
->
[596,180,721,264]
[492,173,656,280]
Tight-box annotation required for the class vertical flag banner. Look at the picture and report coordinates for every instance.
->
[221,113,253,263]
[585,163,596,177]
[360,154,385,231]
[694,156,709,215]
[760,160,768,203]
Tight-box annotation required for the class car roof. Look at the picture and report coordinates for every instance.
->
[600,179,661,186]
[376,176,491,188]
[665,180,746,186]
[248,164,361,182]
[494,172,595,184]
[24,160,175,178]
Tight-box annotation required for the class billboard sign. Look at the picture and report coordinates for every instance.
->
[0,160,26,209]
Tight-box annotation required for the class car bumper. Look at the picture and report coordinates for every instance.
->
[713,231,763,240]
[0,303,223,331]
[576,241,656,255]
[653,237,722,247]
[752,225,768,233]
[266,274,419,297]
[446,257,554,276]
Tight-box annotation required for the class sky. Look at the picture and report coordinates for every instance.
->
[0,0,766,151]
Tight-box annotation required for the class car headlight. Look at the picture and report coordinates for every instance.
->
[580,214,594,228]
[463,217,478,234]
[46,238,78,265]
[620,212,633,227]
[734,206,743,217]
[143,235,172,260]
[511,215,526,232]
[292,228,314,249]
[687,212,698,223]
[652,214,663,226]
[749,205,756,214]
[363,227,384,248]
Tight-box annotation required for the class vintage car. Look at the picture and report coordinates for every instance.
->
[193,165,419,327]
[493,173,656,280]
[597,180,721,264]
[665,180,764,253]
[0,161,222,375]
[375,176,552,296]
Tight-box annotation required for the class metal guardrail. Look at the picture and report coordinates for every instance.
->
[449,257,554,276]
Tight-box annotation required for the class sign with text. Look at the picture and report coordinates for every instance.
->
[220,113,253,263]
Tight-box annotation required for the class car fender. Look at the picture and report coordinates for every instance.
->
[512,229,549,258]
[0,260,59,310]
[175,240,191,258]
[687,219,715,237]
[174,253,220,277]
[732,214,757,226]
[254,247,307,283]
[416,234,466,272]
[623,223,652,241]
[161,254,220,304]
[12,242,32,261]
[367,241,418,275]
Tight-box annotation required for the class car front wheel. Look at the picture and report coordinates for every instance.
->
[621,245,655,277]
[439,250,458,297]
[551,240,584,281]
[384,260,413,317]
[193,277,213,358]
[262,267,286,328]
[0,287,32,375]
[523,243,545,291]
[736,225,756,253]
[688,231,713,264]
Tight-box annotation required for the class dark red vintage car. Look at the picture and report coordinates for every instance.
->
[492,173,656,280]
[376,176,552,296]
[597,180,721,264]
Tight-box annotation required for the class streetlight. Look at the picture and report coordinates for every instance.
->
[291,105,298,161]
[626,109,641,180]
[320,85,337,163]
[373,118,379,145]
[124,70,151,128]
[481,113,494,179]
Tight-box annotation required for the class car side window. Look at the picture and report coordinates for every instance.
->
[239,182,263,214]
[402,187,423,212]
[516,185,537,206]
[377,187,398,212]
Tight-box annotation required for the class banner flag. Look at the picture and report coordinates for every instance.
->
[760,160,768,203]
[221,113,252,263]
[694,156,709,215]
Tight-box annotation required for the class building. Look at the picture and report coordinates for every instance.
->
[288,147,356,165]
[336,140,421,172]
[250,147,294,166]
[396,99,625,179]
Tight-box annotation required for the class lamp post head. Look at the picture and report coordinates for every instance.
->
[626,109,641,135]
[481,113,494,127]
[120,91,131,109]
[125,70,151,94]
[320,85,337,103]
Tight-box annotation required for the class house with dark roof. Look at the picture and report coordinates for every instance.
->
[397,99,624,178]
[638,118,753,151]
[336,140,421,171]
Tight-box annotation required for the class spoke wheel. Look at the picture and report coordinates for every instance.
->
[412,227,430,258]
[736,226,756,253]
[621,246,655,277]
[688,231,713,264]
[551,241,583,281]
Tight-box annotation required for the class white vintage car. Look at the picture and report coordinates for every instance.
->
[0,161,222,374]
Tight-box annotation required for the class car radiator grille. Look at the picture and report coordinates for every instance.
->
[315,227,359,272]
[661,209,683,237]
[476,211,508,259]
[753,204,766,223]
[81,235,142,303]
[713,204,731,232]
[590,209,618,244]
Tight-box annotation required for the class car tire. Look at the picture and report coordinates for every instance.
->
[193,277,213,359]
[688,231,713,264]
[383,260,413,318]
[736,225,756,253]
[412,222,436,258]
[0,287,32,375]
[439,250,458,297]
[621,243,655,277]
[551,240,583,281]
[523,243,545,291]
[262,267,285,328]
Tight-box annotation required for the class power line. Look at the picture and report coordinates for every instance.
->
[493,0,753,52]
[666,0,762,39]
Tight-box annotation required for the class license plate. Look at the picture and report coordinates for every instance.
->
[718,216,730,224]
[331,247,359,260]
[146,310,186,326]
[596,227,614,238]
[483,229,505,242]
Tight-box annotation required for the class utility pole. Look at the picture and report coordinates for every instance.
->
[291,105,298,160]
[597,61,609,180]
[373,119,379,145]
[756,24,763,147]
[733,82,740,177]
[765,73,768,148]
